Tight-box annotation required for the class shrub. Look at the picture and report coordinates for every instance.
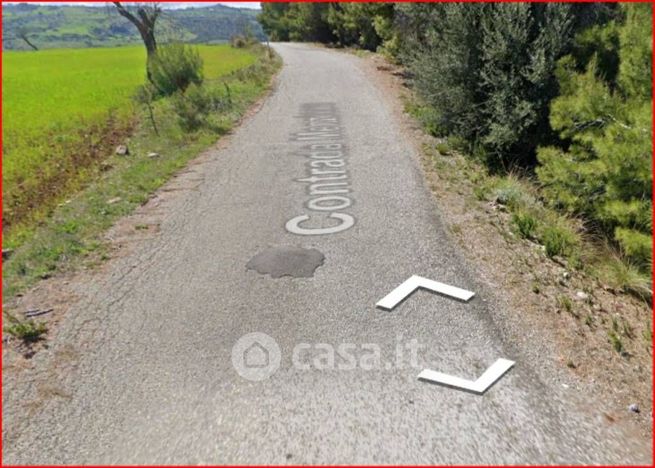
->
[600,256,652,297]
[512,211,538,239]
[541,223,579,258]
[473,185,489,201]
[150,43,204,97]
[435,142,451,155]
[133,83,160,135]
[231,35,247,48]
[4,313,47,342]
[490,176,534,209]
[493,186,523,208]
[401,3,608,168]
[614,228,652,268]
[536,4,652,269]
[171,83,211,132]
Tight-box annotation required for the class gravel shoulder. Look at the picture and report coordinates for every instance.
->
[356,51,652,441]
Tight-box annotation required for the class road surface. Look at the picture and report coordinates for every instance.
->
[3,43,650,465]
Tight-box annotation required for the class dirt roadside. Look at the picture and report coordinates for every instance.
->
[358,52,653,440]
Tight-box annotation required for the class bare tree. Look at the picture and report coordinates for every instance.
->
[17,27,38,51]
[112,2,162,80]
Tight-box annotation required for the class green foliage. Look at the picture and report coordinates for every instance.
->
[435,142,450,155]
[536,3,652,269]
[600,256,652,297]
[327,3,379,50]
[401,3,607,168]
[404,3,486,143]
[326,3,395,51]
[608,330,623,353]
[542,223,579,258]
[512,211,538,239]
[3,46,280,300]
[258,3,334,43]
[557,295,573,312]
[3,45,254,233]
[150,44,204,97]
[258,2,395,52]
[568,21,619,83]
[4,313,47,342]
[489,175,534,209]
[172,84,209,131]
[614,228,652,266]
[230,31,257,49]
[257,3,292,41]
[3,3,265,50]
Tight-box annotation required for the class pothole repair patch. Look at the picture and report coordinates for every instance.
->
[246,246,325,278]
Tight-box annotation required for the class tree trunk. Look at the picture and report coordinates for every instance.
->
[20,35,38,51]
[17,28,38,51]
[113,2,161,83]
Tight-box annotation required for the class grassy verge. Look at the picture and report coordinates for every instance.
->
[406,99,652,301]
[394,68,651,431]
[2,44,281,302]
[2,44,257,232]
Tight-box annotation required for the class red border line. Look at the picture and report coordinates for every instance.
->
[0,1,653,467]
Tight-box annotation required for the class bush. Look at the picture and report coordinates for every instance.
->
[493,185,523,208]
[489,175,534,209]
[600,256,652,297]
[171,83,211,132]
[401,3,608,168]
[150,43,204,97]
[541,223,579,258]
[4,313,47,342]
[614,228,652,268]
[512,211,538,239]
[435,142,451,155]
[230,35,248,48]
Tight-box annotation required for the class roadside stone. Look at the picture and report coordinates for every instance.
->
[628,403,640,413]
[115,145,129,156]
[562,271,571,280]
[575,291,589,301]
[107,197,122,205]
[147,152,160,158]
[2,248,13,260]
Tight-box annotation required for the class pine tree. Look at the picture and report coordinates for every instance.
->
[258,3,291,41]
[536,3,652,267]
[325,3,395,52]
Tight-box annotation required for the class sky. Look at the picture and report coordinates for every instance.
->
[5,2,262,9]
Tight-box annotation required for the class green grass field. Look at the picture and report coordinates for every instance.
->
[2,44,256,229]
[3,43,280,300]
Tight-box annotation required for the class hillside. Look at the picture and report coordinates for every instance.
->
[2,3,265,50]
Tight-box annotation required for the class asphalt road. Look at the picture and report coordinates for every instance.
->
[3,43,650,465]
